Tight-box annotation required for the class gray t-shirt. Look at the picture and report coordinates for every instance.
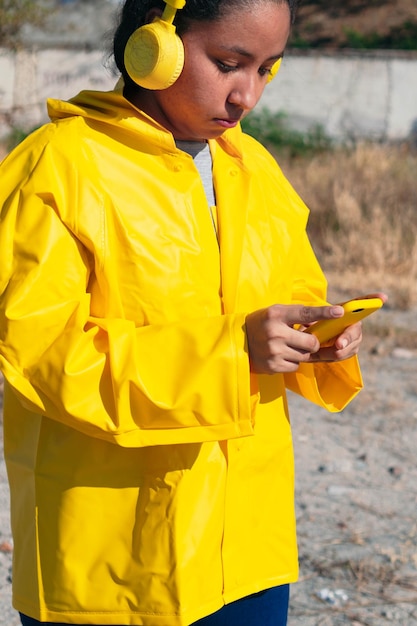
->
[175,140,216,209]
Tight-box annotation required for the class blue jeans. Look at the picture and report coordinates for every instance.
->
[20,585,290,626]
[191,585,289,626]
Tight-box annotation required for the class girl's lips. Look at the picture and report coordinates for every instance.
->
[214,118,239,129]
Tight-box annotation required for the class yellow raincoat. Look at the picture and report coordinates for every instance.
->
[0,88,362,625]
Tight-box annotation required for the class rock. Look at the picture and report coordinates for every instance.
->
[391,347,417,360]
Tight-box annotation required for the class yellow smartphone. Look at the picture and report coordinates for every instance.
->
[303,297,384,344]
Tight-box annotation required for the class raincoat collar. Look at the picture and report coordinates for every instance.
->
[47,87,245,161]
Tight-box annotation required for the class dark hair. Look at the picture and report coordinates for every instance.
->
[113,0,298,88]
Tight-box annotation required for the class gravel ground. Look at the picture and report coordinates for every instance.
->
[288,349,417,625]
[0,306,416,625]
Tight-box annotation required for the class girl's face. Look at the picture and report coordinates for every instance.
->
[134,1,291,141]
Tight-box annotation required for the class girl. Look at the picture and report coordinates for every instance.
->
[0,0,369,624]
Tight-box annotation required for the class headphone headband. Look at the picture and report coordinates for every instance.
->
[161,0,186,24]
[166,0,186,8]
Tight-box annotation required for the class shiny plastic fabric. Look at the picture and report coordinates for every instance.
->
[0,89,363,625]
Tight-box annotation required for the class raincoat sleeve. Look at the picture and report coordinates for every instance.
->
[0,143,254,448]
[284,225,363,412]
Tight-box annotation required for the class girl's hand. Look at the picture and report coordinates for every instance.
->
[245,293,388,374]
[310,321,363,363]
[245,303,345,374]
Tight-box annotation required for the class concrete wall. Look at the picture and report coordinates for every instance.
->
[1,47,416,142]
[0,47,116,138]
[264,51,417,142]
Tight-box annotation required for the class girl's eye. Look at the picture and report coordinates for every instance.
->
[217,61,238,73]
[259,67,272,78]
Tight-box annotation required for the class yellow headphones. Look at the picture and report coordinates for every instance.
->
[124,0,282,90]
[124,0,186,91]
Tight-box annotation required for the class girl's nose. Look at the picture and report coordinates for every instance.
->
[227,74,263,112]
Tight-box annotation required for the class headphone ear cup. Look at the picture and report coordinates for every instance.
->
[267,58,282,83]
[124,18,185,90]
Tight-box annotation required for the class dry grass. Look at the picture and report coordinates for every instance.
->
[280,143,417,309]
